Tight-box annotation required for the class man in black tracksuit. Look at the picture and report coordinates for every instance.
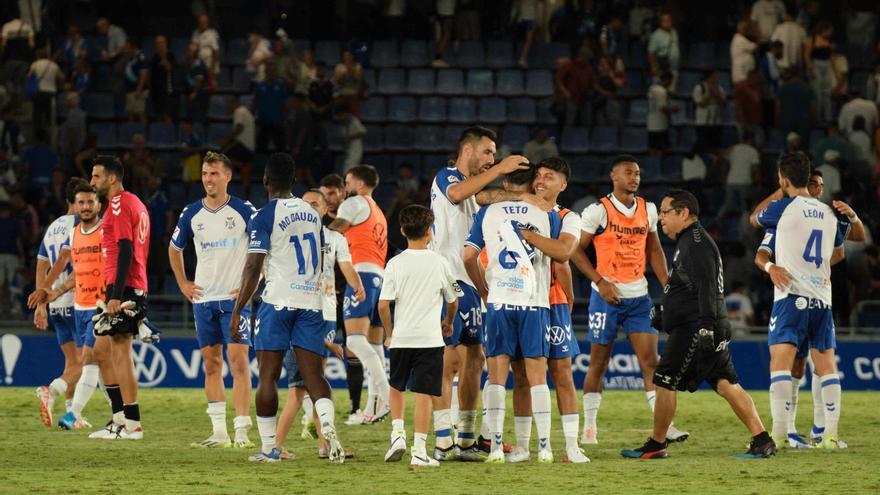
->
[621,189,777,459]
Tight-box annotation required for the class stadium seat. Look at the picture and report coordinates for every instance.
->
[415,125,447,152]
[388,96,417,122]
[478,97,507,124]
[436,69,465,95]
[448,97,477,123]
[360,96,387,123]
[214,67,234,93]
[370,41,399,68]
[400,40,429,67]
[86,93,115,120]
[314,40,341,65]
[670,99,691,126]
[720,125,739,147]
[455,42,485,68]
[117,122,146,147]
[385,124,415,151]
[377,68,406,94]
[561,127,590,154]
[466,69,494,96]
[170,37,191,62]
[364,125,385,152]
[716,41,731,70]
[569,156,604,182]
[620,127,648,154]
[167,182,187,209]
[487,41,515,69]
[673,126,697,153]
[684,42,715,70]
[590,126,618,152]
[206,123,232,149]
[508,97,536,123]
[362,68,377,91]
[327,125,344,152]
[501,125,529,151]
[620,70,645,97]
[765,129,785,154]
[207,95,232,120]
[535,98,556,124]
[230,66,252,92]
[293,39,311,54]
[223,38,249,65]
[524,42,569,69]
[496,69,525,96]
[407,68,435,95]
[418,96,447,123]
[627,99,649,125]
[148,122,177,149]
[525,70,553,96]
[639,155,661,180]
[662,155,684,180]
[719,72,733,94]
[676,71,701,98]
[91,123,117,148]
[627,42,648,70]
[444,125,468,146]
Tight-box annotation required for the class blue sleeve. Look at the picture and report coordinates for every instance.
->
[548,211,562,239]
[247,204,275,254]
[755,198,793,228]
[759,228,776,255]
[835,219,849,248]
[37,237,48,260]
[435,168,464,205]
[169,203,197,251]
[230,197,258,226]
[464,206,488,250]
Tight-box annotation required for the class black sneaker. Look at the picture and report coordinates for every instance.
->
[621,437,669,459]
[737,433,777,459]
[477,435,511,454]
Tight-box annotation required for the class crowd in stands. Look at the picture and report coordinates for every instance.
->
[1,0,879,329]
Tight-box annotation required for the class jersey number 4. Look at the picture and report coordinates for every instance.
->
[290,233,319,275]
[802,229,823,269]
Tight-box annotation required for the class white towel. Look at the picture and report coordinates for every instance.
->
[497,221,537,306]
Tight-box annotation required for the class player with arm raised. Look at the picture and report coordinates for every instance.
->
[570,154,687,444]
[168,151,256,449]
[749,152,847,449]
[230,153,345,463]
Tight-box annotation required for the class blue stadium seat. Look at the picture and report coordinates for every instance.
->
[364,125,384,152]
[535,98,556,124]
[385,124,415,151]
[223,38,249,65]
[360,97,387,123]
[231,66,252,92]
[627,99,649,125]
[168,182,187,210]
[293,39,311,54]
[148,122,177,149]
[207,95,232,121]
[466,69,494,96]
[676,71,701,98]
[86,93,115,120]
[370,41,399,68]
[627,42,648,70]
[502,125,529,151]
[525,70,553,96]
[720,125,738,147]
[639,155,661,180]
[170,37,191,62]
[400,40,429,67]
[765,129,785,154]
[524,42,569,69]
[620,70,645,97]
[508,97,536,123]
[496,69,525,96]
[590,126,618,152]
[240,94,253,108]
[569,156,604,182]
[415,125,446,152]
[478,97,506,124]
[407,68,435,95]
[561,127,590,154]
[214,67,234,93]
[716,42,731,70]
[314,40,341,66]
[377,68,406,94]
[91,123,116,148]
[455,42,485,68]
[684,42,715,70]
[388,96,417,122]
[327,125,344,152]
[670,99,691,126]
[661,155,683,180]
[436,69,465,95]
[487,41,514,69]
[206,123,232,149]
[620,127,648,153]
[419,96,447,123]
[448,97,477,124]
[117,122,146,147]
[719,72,733,94]
[362,68,377,91]
[672,126,697,153]
[444,125,468,146]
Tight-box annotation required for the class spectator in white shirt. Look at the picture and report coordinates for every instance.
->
[816,150,842,202]
[647,72,677,156]
[719,129,759,217]
[770,9,806,71]
[681,150,707,182]
[1,18,35,86]
[336,108,367,172]
[731,20,757,84]
[750,0,785,44]
[648,12,680,89]
[27,47,64,133]
[724,281,754,337]
[246,29,272,82]
[848,116,873,165]
[522,127,559,165]
[221,95,256,184]
[838,90,879,137]
[192,14,220,73]
[96,18,126,62]
[693,70,726,150]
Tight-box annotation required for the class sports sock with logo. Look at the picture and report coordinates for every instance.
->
[646,390,656,413]
[256,415,277,453]
[457,410,476,448]
[314,397,336,430]
[820,374,841,438]
[769,370,792,439]
[345,357,364,413]
[371,342,386,378]
[561,414,579,450]
[788,377,800,435]
[233,415,252,439]
[479,384,490,439]
[123,403,141,431]
[583,392,601,430]
[302,394,314,424]
[49,377,67,398]
[207,401,227,438]
[450,376,460,426]
[65,399,73,413]
[434,409,453,449]
[485,384,506,454]
[71,364,99,417]
[514,416,531,450]
[413,432,428,455]
[392,418,405,437]
[531,384,552,451]
[811,373,825,437]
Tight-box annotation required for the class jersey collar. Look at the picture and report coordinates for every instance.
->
[201,196,230,213]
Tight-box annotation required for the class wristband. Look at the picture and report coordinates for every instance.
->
[764,261,774,273]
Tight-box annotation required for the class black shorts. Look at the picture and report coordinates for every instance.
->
[103,285,148,336]
[223,141,255,163]
[653,325,738,393]
[648,130,669,150]
[389,347,444,396]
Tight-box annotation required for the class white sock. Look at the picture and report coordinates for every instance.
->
[514,416,531,450]
[347,335,388,403]
[583,392,601,430]
[479,384,491,438]
[49,378,68,398]
[207,401,228,438]
[65,399,73,413]
[820,374,841,438]
[71,364,99,417]
[769,370,792,439]
[457,410,477,447]
[413,432,427,454]
[392,418,405,436]
[112,411,125,426]
[561,414,579,450]
[646,390,656,413]
[434,409,453,449]
[485,383,506,453]
[451,376,460,426]
[302,394,314,425]
[371,342,386,374]
[530,384,552,451]
[256,415,277,453]
[234,415,252,438]
[788,377,800,435]
[314,397,336,430]
[811,373,825,436]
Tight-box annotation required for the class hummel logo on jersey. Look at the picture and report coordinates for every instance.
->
[769,316,778,332]
[826,402,836,412]
[196,223,205,231]
[785,401,791,411]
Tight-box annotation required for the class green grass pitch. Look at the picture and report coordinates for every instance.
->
[1,388,878,494]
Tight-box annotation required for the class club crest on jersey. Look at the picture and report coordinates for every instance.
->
[138,211,149,244]
[225,217,236,230]
[795,297,808,310]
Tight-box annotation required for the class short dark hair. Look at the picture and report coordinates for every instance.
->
[93,155,124,179]
[538,157,570,181]
[777,152,811,188]
[203,151,232,170]
[264,153,296,191]
[663,189,700,218]
[611,154,639,169]
[347,165,379,189]
[399,204,434,240]
[305,188,327,203]
[73,182,97,198]
[65,177,89,204]
[452,126,497,164]
[505,160,537,186]
[319,173,344,189]
[810,168,824,179]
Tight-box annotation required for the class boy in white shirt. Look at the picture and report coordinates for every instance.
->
[378,205,461,467]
